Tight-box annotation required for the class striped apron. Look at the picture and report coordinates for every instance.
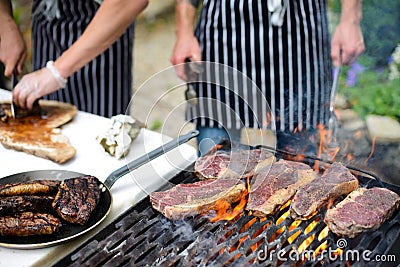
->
[31,0,135,118]
[187,0,332,132]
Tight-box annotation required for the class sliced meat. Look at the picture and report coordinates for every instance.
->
[52,176,101,225]
[0,212,61,236]
[195,149,275,180]
[0,180,60,196]
[150,179,247,220]
[324,187,400,238]
[246,159,316,217]
[0,195,54,215]
[290,162,359,220]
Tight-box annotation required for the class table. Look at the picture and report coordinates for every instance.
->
[0,89,197,267]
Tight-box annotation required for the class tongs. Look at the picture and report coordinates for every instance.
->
[184,58,203,106]
[328,65,341,145]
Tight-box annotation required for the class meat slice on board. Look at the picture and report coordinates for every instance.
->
[324,187,400,238]
[195,149,276,180]
[246,159,316,217]
[150,179,246,220]
[290,162,359,220]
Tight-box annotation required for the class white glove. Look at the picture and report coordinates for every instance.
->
[13,61,67,109]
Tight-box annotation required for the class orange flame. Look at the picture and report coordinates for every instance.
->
[209,190,248,223]
[304,218,320,235]
[364,136,376,165]
[297,234,315,254]
[318,226,329,241]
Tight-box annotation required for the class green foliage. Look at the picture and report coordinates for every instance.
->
[341,70,400,120]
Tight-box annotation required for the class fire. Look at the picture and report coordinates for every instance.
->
[304,218,320,235]
[276,210,290,225]
[318,226,329,241]
[297,234,315,254]
[364,136,376,164]
[209,190,248,223]
[287,220,302,244]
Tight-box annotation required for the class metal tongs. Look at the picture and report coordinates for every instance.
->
[184,58,203,106]
[328,65,341,146]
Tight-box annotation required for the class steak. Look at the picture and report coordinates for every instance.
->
[0,195,54,215]
[194,149,275,180]
[150,179,247,220]
[0,180,60,196]
[290,162,359,220]
[246,159,316,217]
[0,212,61,236]
[324,187,400,238]
[52,176,101,225]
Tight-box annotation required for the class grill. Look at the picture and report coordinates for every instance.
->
[53,144,400,267]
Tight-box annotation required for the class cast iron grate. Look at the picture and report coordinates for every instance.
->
[53,147,400,267]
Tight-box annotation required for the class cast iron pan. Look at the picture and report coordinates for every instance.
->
[0,130,199,249]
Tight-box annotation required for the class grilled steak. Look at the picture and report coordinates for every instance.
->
[246,159,316,217]
[52,176,101,225]
[195,149,275,180]
[0,212,61,236]
[0,180,60,196]
[150,179,247,220]
[0,195,54,215]
[290,162,359,220]
[325,187,400,238]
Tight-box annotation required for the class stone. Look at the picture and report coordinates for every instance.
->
[337,109,360,123]
[366,115,400,143]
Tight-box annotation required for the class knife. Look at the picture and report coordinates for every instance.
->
[10,69,18,118]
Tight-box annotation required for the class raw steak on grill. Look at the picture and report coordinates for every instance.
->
[0,195,54,215]
[0,212,61,236]
[150,179,246,220]
[52,176,101,225]
[194,149,275,180]
[290,162,359,220]
[324,187,400,238]
[246,159,316,217]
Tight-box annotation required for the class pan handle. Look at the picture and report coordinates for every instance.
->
[103,130,199,188]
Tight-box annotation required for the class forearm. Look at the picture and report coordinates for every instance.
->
[175,0,198,39]
[340,0,362,25]
[0,0,16,34]
[54,0,148,78]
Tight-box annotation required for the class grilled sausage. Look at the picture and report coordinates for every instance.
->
[0,195,54,215]
[0,180,60,196]
[0,212,62,236]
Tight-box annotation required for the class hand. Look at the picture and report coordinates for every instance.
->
[13,67,64,109]
[331,21,365,66]
[0,20,26,76]
[170,34,201,80]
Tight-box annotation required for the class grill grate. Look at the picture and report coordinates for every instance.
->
[53,148,400,267]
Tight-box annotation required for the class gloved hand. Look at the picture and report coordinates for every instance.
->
[13,62,67,109]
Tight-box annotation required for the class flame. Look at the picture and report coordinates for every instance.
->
[209,190,248,223]
[364,136,376,164]
[304,218,320,235]
[287,220,302,244]
[288,230,301,244]
[327,199,335,210]
[251,221,272,239]
[318,226,329,241]
[310,240,329,259]
[297,234,315,254]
